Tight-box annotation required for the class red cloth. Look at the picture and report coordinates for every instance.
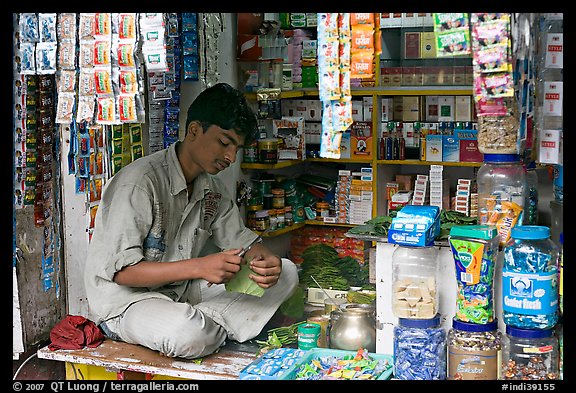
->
[48,315,105,351]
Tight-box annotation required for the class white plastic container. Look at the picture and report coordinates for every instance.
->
[391,245,439,319]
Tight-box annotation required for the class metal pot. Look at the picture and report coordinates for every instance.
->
[329,307,376,352]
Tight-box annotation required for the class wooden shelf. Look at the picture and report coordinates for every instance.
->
[240,160,304,170]
[305,220,356,227]
[254,222,306,237]
[376,159,482,167]
[244,86,472,100]
[306,157,373,164]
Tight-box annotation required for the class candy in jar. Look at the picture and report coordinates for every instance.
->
[502,225,559,330]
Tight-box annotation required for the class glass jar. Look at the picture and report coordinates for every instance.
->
[246,204,263,230]
[284,205,293,226]
[502,225,559,330]
[476,153,527,247]
[501,326,558,380]
[271,188,285,209]
[392,245,439,319]
[448,319,502,380]
[448,225,500,324]
[254,209,269,231]
[393,314,446,380]
[276,207,285,229]
[268,209,277,231]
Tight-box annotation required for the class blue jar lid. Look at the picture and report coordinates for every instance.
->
[452,318,498,332]
[449,225,498,240]
[399,313,441,328]
[506,325,553,338]
[560,232,563,245]
[511,225,550,240]
[483,153,521,163]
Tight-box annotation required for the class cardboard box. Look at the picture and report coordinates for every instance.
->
[387,205,441,247]
[455,129,483,162]
[442,134,460,162]
[425,96,439,122]
[350,121,373,159]
[272,117,305,160]
[381,98,393,121]
[420,32,437,58]
[454,96,472,121]
[426,134,443,161]
[438,96,455,121]
[404,32,421,59]
[402,96,420,121]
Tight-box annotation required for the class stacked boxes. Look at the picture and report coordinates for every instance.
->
[429,165,450,210]
[335,170,352,224]
[454,178,472,216]
[411,174,430,206]
[348,168,374,224]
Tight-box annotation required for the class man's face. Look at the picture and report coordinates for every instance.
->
[186,122,246,175]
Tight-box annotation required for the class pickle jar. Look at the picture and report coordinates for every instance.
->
[476,153,527,247]
[392,245,439,319]
[501,326,558,380]
[502,225,559,330]
[448,319,502,380]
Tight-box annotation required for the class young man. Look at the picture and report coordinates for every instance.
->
[84,83,299,359]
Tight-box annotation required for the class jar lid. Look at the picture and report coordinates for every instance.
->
[398,313,441,328]
[560,232,563,245]
[449,225,498,240]
[452,318,498,332]
[255,209,269,218]
[506,325,553,338]
[511,225,550,240]
[483,153,520,163]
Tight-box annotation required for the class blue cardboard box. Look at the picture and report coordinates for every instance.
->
[387,205,441,247]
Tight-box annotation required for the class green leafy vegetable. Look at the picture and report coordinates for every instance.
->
[225,263,265,297]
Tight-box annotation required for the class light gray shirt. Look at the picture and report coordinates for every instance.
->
[84,142,258,324]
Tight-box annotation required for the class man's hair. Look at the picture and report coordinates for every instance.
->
[185,83,258,144]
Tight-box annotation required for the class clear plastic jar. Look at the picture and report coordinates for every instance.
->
[448,319,502,380]
[392,245,439,319]
[477,114,520,154]
[501,326,558,380]
[393,314,446,380]
[477,153,527,247]
[448,225,500,324]
[502,226,559,330]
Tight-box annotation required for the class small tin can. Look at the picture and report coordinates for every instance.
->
[258,138,279,164]
[298,323,320,350]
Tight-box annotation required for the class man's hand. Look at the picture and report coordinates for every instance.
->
[248,254,282,289]
[201,248,243,285]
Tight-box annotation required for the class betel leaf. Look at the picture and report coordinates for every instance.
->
[225,263,265,297]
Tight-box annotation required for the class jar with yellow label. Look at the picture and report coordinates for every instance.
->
[271,188,285,209]
[246,204,263,230]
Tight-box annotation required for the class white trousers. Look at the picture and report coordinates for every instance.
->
[102,258,298,359]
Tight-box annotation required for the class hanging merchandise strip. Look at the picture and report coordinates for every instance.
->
[14,13,63,292]
[317,13,353,159]
[198,13,224,88]
[181,13,199,81]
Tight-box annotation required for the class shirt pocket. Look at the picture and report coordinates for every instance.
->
[190,228,212,258]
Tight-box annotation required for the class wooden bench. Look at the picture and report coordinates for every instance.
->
[37,339,258,380]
